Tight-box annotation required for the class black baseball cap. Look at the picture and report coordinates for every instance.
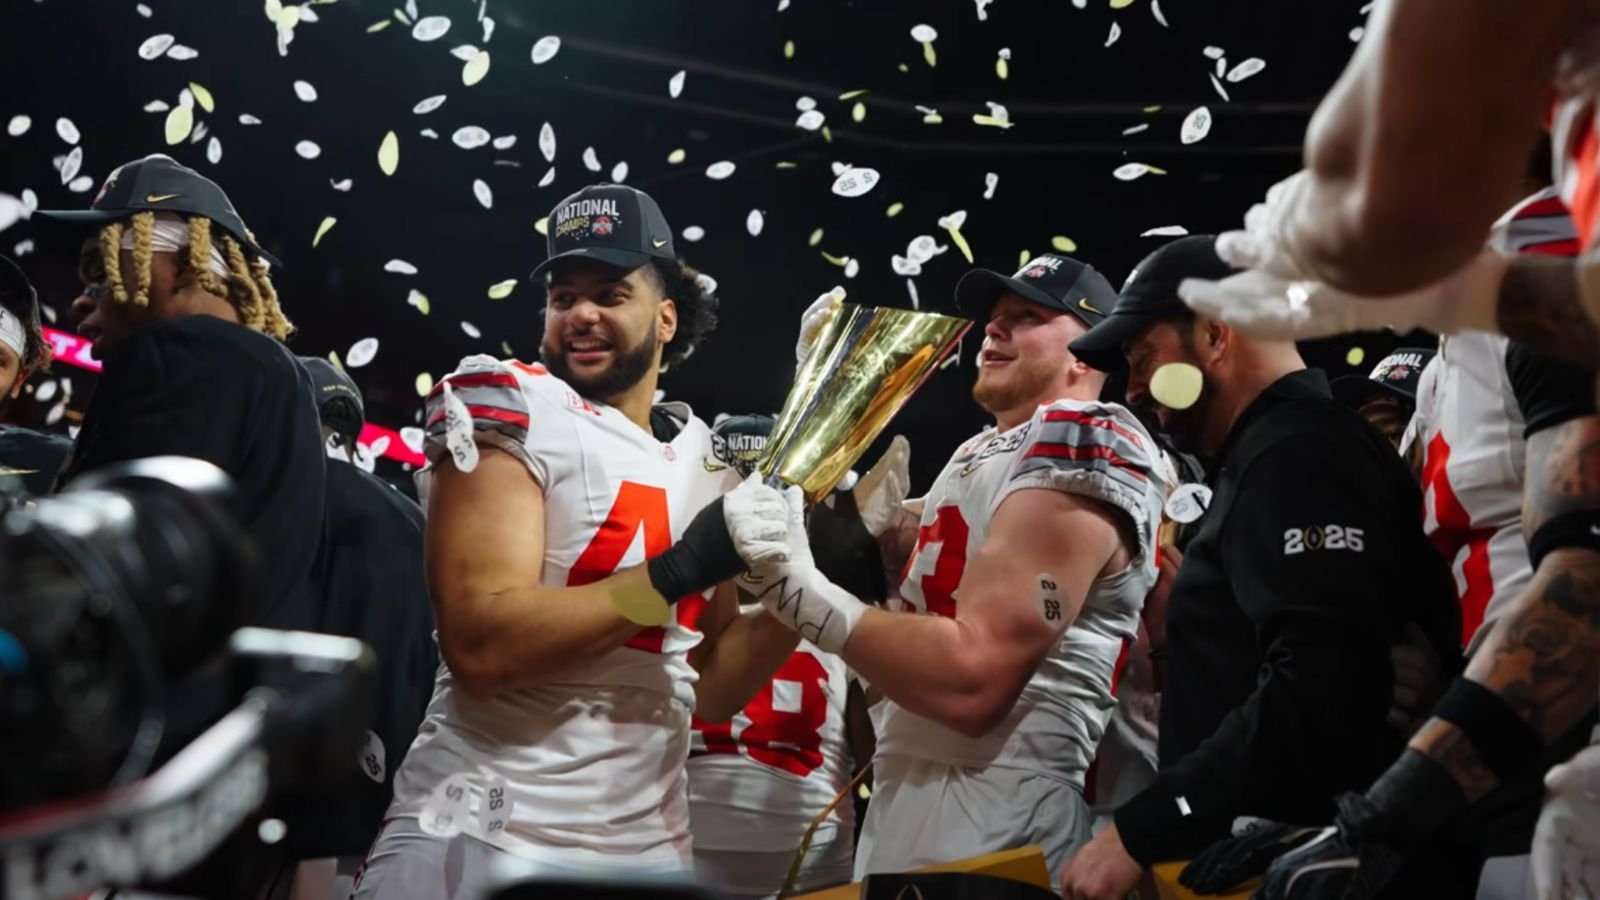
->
[36,153,282,269]
[530,184,675,281]
[1069,235,1238,372]
[1331,347,1435,408]
[0,254,39,319]
[954,253,1117,328]
[298,356,365,445]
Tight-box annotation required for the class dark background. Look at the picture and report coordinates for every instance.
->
[0,0,1391,493]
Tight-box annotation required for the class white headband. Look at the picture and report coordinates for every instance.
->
[118,212,231,280]
[0,305,25,362]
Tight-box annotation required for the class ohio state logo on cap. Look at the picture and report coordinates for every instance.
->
[1016,255,1063,280]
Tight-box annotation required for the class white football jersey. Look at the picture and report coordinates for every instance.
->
[687,638,855,853]
[387,355,730,870]
[874,399,1166,786]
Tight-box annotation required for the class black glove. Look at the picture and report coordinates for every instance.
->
[806,489,888,605]
[1180,820,1322,894]
[646,497,744,601]
[1254,794,1407,900]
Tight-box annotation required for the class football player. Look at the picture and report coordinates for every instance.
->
[0,254,66,496]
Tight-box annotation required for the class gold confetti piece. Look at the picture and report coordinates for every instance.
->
[922,41,936,67]
[947,228,973,263]
[1346,347,1366,367]
[378,131,399,175]
[488,279,517,299]
[278,5,301,28]
[164,105,194,145]
[1147,165,1168,175]
[822,125,833,143]
[367,19,391,32]
[858,783,872,800]
[996,57,1009,80]
[189,82,215,113]
[1019,250,1030,268]
[612,588,670,627]
[972,115,1012,129]
[775,161,798,169]
[534,216,549,236]
[783,40,795,59]
[328,349,342,369]
[1144,105,1161,113]
[312,215,337,247]
[923,113,944,124]
[897,63,909,73]
[886,202,903,217]
[808,228,824,246]
[1051,236,1077,253]
[392,8,409,24]
[415,372,434,396]
[501,341,514,357]
[851,102,866,123]
[410,289,431,315]
[820,251,848,267]
[1151,362,1203,410]
[1110,0,1137,7]
[667,148,686,164]
[839,89,870,100]
[463,50,490,86]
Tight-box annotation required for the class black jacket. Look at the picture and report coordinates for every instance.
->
[0,424,70,496]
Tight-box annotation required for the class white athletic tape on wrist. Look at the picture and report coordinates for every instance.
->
[119,211,232,280]
[0,305,24,360]
[745,564,864,655]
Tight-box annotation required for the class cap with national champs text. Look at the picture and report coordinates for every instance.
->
[530,183,676,282]
[954,252,1119,329]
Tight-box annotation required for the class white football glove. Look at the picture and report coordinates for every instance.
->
[1177,250,1507,342]
[796,286,847,367]
[1214,170,1318,280]
[1534,742,1600,899]
[742,485,867,655]
[853,434,911,538]
[722,473,794,570]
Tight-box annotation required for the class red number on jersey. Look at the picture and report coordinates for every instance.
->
[568,480,702,653]
[900,505,970,618]
[693,651,830,777]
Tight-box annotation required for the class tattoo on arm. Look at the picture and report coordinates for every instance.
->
[1406,720,1498,803]
[1496,257,1600,368]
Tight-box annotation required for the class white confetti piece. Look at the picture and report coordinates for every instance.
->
[378,131,400,174]
[796,109,825,131]
[706,160,736,180]
[1350,26,1365,41]
[419,773,473,837]
[582,146,601,172]
[1151,362,1203,409]
[295,140,322,159]
[12,239,32,257]
[35,380,56,402]
[138,34,176,60]
[1165,483,1212,524]
[1106,21,1122,47]
[1181,106,1212,144]
[346,337,379,368]
[164,105,194,145]
[408,288,431,313]
[492,134,516,150]
[413,95,447,114]
[910,23,937,42]
[401,427,426,453]
[1152,0,1168,26]
[440,384,480,473]
[293,80,318,102]
[67,176,94,194]
[906,235,943,263]
[975,0,993,20]
[797,96,817,111]
[746,209,764,236]
[473,178,493,209]
[1225,57,1265,83]
[778,0,789,8]
[1203,45,1224,60]
[538,166,555,187]
[207,135,222,164]
[1122,123,1150,135]
[137,3,152,16]
[452,126,490,149]
[891,255,922,276]
[450,44,480,61]
[463,50,491,85]
[478,775,511,838]
[59,148,82,186]
[983,172,998,200]
[682,225,705,242]
[906,278,920,310]
[845,258,860,278]
[461,321,482,339]
[384,259,418,275]
[239,113,261,124]
[420,128,438,139]
[530,35,561,64]
[1113,162,1155,180]
[143,100,170,113]
[1215,57,1226,78]
[537,122,556,163]
[5,116,29,137]
[166,44,198,60]
[21,190,37,218]
[0,195,23,235]
[359,730,386,782]
[831,167,880,197]
[1208,72,1231,101]
[487,279,517,299]
[1141,225,1188,236]
[412,15,450,41]
[669,70,686,98]
[56,118,80,145]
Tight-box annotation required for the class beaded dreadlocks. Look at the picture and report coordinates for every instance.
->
[95,212,293,341]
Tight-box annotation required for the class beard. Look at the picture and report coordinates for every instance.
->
[971,355,1055,419]
[541,326,659,403]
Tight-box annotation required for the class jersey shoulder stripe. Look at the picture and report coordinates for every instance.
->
[423,355,539,451]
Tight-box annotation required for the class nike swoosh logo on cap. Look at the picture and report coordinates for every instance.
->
[145,193,181,203]
[703,458,728,473]
[1078,298,1105,315]
[652,238,669,249]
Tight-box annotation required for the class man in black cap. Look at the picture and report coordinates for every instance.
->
[0,254,70,496]
[760,254,1169,880]
[1331,347,1434,452]
[1057,236,1463,899]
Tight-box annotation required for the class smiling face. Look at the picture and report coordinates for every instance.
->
[539,259,676,403]
[971,292,1090,426]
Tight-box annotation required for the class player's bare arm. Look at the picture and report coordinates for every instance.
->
[1289,0,1575,294]
[689,582,802,722]
[842,487,1129,738]
[426,448,657,697]
[1497,256,1600,367]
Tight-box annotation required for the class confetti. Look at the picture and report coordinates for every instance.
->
[886,202,904,217]
[239,113,261,124]
[669,70,686,98]
[796,110,825,130]
[845,258,860,278]
[420,128,438,139]
[776,161,798,169]
[784,40,795,59]
[413,95,447,114]
[1208,72,1231,101]
[415,372,434,395]
[400,427,425,453]
[907,235,943,263]
[312,215,337,246]
[1113,162,1156,181]
[461,321,482,338]
[975,0,993,20]
[1141,225,1188,236]
[1151,362,1203,409]
[797,96,818,111]
[1203,46,1224,60]
[56,117,80,145]
[408,288,431,314]
[5,115,30,137]
[831,167,880,197]
[450,44,479,61]
[164,105,194,145]
[1181,106,1212,144]
[1122,123,1149,135]
[983,172,998,200]
[487,280,517,299]
[1225,57,1265,83]
[138,34,176,60]
[191,120,209,143]
[997,56,1009,80]
[821,251,848,267]
[206,135,222,164]
[296,136,319,159]
[746,209,764,236]
[1051,235,1077,253]
[403,0,417,21]
[706,160,736,180]
[57,148,82,187]
[611,161,628,182]
[1349,26,1365,41]
[482,17,495,41]
[666,148,686,164]
[808,228,824,246]
[1151,0,1168,25]
[473,178,493,209]
[910,23,937,42]
[538,122,555,162]
[136,3,152,16]
[378,131,399,174]
[534,217,548,236]
[68,176,94,194]
[530,35,561,64]
[0,195,23,235]
[1106,21,1122,47]
[189,82,215,114]
[891,255,922,276]
[141,101,169,113]
[384,259,418,274]
[463,51,491,85]
[1215,57,1226,79]
[582,146,601,172]
[167,44,198,60]
[290,81,317,103]
[452,126,490,149]
[682,225,706,242]
[1165,483,1212,523]
[1346,347,1366,367]
[538,166,556,187]
[412,15,450,41]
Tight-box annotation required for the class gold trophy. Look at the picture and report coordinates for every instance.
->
[760,303,971,502]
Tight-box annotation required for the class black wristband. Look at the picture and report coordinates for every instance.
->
[645,497,745,602]
[1431,677,1544,783]
[1527,509,1600,568]
[807,490,888,605]
[1360,749,1468,846]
